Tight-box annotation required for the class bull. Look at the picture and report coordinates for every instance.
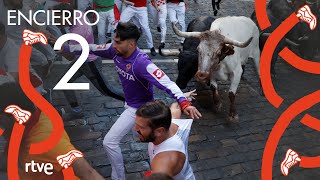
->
[172,16,261,123]
[159,16,215,89]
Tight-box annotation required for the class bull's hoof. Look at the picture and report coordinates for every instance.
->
[213,102,222,113]
[227,114,239,124]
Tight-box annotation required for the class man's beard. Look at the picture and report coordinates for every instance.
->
[115,51,123,56]
[115,49,126,57]
[138,131,156,142]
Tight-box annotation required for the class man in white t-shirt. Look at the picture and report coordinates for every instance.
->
[134,91,197,180]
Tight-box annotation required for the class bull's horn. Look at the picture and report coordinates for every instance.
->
[159,47,180,56]
[172,23,202,38]
[224,36,253,48]
[298,35,309,41]
[260,33,271,37]
[261,33,299,47]
[285,38,299,47]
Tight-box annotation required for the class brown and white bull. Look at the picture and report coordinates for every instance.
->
[172,16,260,122]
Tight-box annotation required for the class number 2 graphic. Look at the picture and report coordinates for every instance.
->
[53,33,90,90]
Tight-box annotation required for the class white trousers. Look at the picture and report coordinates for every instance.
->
[103,105,137,180]
[97,9,116,44]
[147,3,167,43]
[120,6,154,48]
[77,0,92,11]
[114,0,123,12]
[167,2,186,42]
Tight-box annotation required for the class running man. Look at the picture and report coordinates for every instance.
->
[119,0,157,56]
[53,3,125,121]
[148,0,167,48]
[62,22,201,180]
[167,0,187,44]
[93,0,117,44]
[135,91,197,179]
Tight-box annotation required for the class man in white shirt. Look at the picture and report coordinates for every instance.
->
[134,91,197,180]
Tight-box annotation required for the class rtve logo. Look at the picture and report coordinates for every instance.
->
[25,161,54,175]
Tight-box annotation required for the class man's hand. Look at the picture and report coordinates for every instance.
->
[151,0,160,11]
[184,89,197,101]
[183,105,201,119]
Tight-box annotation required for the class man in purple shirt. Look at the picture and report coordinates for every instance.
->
[64,22,201,179]
[53,3,125,121]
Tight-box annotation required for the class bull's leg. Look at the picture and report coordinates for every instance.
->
[251,48,264,96]
[228,92,237,122]
[210,80,222,113]
[241,65,246,80]
[271,44,282,77]
[228,68,242,123]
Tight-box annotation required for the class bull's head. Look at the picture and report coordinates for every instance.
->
[172,22,253,84]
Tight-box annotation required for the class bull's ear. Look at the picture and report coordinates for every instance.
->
[222,44,235,56]
[218,44,235,62]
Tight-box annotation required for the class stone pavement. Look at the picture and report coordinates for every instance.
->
[1,0,320,179]
[45,55,320,180]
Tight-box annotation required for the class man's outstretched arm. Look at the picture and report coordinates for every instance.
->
[170,90,197,119]
[140,62,202,119]
[62,43,116,60]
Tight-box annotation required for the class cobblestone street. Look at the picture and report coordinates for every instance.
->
[1,0,320,179]
[42,0,320,179]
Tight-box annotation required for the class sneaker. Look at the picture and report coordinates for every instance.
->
[280,149,301,176]
[157,26,161,32]
[23,29,48,45]
[57,150,83,168]
[150,47,157,56]
[296,5,317,30]
[159,42,165,49]
[61,110,84,121]
[4,105,32,124]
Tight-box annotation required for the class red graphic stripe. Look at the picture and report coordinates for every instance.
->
[299,115,320,168]
[260,13,299,108]
[279,47,320,74]
[0,128,3,136]
[262,90,320,180]
[7,124,25,180]
[62,167,76,180]
[18,44,64,154]
[301,114,320,132]
[255,0,270,30]
[300,156,320,168]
